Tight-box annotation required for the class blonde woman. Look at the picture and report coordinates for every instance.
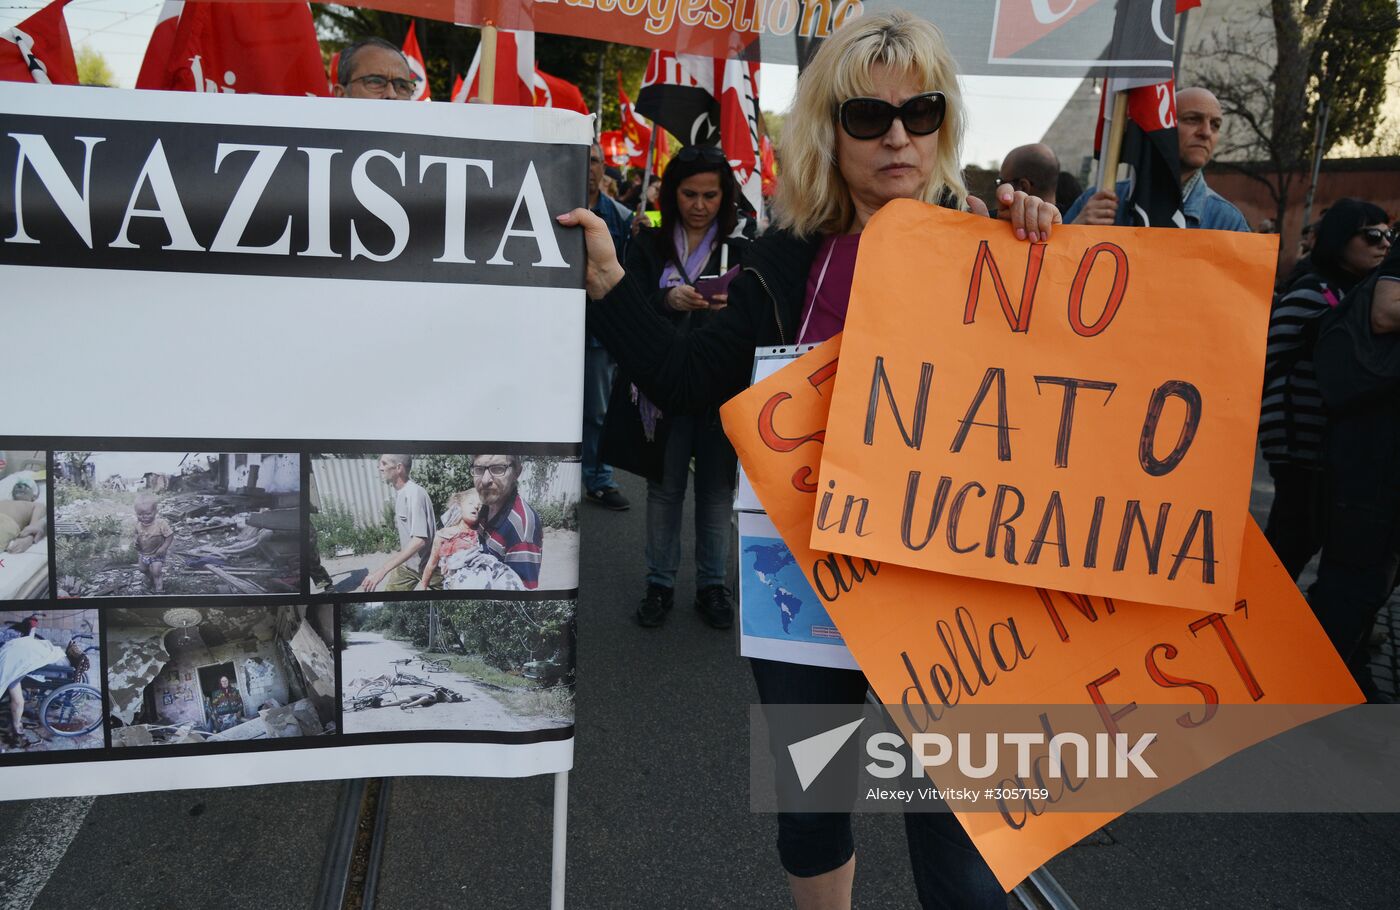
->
[561,11,1058,907]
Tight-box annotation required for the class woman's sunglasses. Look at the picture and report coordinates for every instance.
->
[675,145,728,164]
[838,92,946,141]
[1357,227,1396,247]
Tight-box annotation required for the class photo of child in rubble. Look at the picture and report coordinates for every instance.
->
[52,452,303,598]
[0,451,51,600]
[106,605,337,748]
[0,609,103,753]
[310,454,580,594]
[341,601,574,735]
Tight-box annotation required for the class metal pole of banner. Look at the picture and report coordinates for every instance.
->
[637,126,658,217]
[479,23,498,104]
[1098,91,1128,193]
[1301,99,1331,234]
[595,50,605,139]
[1173,8,1190,74]
[550,770,569,909]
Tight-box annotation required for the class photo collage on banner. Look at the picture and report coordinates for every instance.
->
[0,83,589,792]
[0,446,579,758]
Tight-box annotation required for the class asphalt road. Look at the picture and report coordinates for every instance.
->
[1,464,1398,908]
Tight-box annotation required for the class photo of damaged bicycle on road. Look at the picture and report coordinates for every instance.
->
[52,451,302,598]
[340,601,574,736]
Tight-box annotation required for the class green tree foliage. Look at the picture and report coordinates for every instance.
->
[1193,0,1399,246]
[362,600,573,675]
[410,454,476,519]
[439,599,573,673]
[1305,0,1398,150]
[75,45,115,87]
[311,4,648,127]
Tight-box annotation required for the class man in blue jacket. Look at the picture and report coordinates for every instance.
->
[1065,87,1249,232]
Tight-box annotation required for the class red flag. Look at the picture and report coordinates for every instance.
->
[136,1,328,96]
[0,0,78,85]
[617,72,652,170]
[450,73,465,103]
[136,1,182,89]
[718,57,764,217]
[759,134,777,198]
[400,21,430,101]
[599,130,630,168]
[459,28,532,105]
[533,68,588,114]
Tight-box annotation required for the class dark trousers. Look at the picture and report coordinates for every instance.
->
[1307,414,1400,693]
[750,658,1005,909]
[1264,462,1326,580]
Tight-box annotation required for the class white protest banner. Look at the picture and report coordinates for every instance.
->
[0,83,587,798]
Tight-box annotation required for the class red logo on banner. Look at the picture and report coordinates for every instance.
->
[991,0,1107,58]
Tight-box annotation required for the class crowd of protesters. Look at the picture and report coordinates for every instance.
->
[334,31,1395,902]
[334,29,1398,700]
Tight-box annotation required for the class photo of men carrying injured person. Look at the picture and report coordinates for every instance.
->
[0,609,103,754]
[52,452,302,598]
[0,450,51,600]
[310,454,580,594]
[106,605,336,748]
[341,601,573,735]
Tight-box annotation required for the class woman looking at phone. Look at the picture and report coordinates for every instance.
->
[603,147,750,630]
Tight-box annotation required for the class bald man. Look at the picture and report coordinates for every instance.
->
[997,143,1062,217]
[1064,87,1249,231]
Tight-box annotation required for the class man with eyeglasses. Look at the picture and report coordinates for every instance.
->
[359,454,441,592]
[996,144,1061,215]
[331,37,419,101]
[1065,87,1249,232]
[584,143,634,513]
[472,455,543,590]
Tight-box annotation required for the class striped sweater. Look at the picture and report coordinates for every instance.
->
[1259,272,1343,467]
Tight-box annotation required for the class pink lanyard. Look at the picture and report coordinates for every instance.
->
[797,240,839,343]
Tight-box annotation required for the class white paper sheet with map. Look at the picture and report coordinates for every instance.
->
[735,346,856,670]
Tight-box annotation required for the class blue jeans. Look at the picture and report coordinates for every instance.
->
[645,412,736,589]
[582,343,616,494]
[750,658,1005,908]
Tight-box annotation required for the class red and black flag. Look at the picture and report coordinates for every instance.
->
[0,0,77,85]
[635,50,718,146]
[1099,79,1184,227]
[1091,1,1201,227]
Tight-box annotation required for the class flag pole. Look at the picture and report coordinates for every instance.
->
[1098,91,1128,193]
[637,126,658,218]
[479,22,498,104]
[595,50,605,139]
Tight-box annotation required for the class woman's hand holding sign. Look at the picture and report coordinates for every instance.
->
[995,181,1061,242]
[556,208,625,300]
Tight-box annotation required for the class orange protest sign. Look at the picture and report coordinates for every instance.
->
[810,201,1278,613]
[720,336,1361,891]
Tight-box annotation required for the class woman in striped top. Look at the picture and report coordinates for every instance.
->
[1260,199,1393,579]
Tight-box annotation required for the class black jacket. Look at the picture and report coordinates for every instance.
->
[588,228,822,416]
[598,229,755,480]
